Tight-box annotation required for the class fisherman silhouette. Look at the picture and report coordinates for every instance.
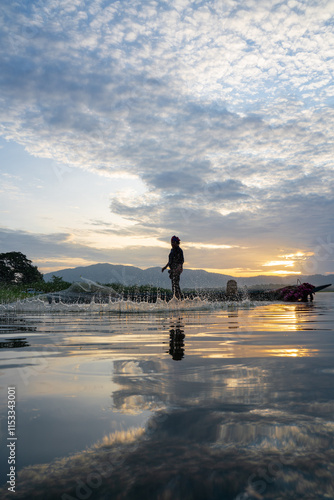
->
[162,236,184,299]
[168,318,185,361]
[0,337,30,349]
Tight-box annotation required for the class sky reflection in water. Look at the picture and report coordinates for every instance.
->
[0,294,334,499]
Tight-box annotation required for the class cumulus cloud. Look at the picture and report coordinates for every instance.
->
[0,0,333,273]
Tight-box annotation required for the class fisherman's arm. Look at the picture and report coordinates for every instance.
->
[162,251,173,272]
[162,260,171,272]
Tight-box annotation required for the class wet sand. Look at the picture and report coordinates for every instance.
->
[0,294,333,499]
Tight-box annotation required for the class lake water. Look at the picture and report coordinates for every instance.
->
[0,293,334,499]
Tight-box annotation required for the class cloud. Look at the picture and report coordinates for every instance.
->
[0,227,171,272]
[0,0,333,273]
[2,356,334,499]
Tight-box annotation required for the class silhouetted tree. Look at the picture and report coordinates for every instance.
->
[0,252,43,284]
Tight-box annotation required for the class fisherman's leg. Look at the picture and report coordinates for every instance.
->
[171,273,179,298]
[174,275,182,299]
[170,272,176,296]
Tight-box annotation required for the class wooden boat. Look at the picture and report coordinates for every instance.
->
[272,282,332,302]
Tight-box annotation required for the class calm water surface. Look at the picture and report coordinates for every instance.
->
[0,294,333,499]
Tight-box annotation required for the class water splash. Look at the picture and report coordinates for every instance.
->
[0,295,258,314]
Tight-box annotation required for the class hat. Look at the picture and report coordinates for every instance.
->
[171,235,180,243]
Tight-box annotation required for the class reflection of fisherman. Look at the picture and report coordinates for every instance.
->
[168,320,185,361]
[161,236,184,299]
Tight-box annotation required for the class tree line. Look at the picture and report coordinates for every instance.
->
[0,252,70,292]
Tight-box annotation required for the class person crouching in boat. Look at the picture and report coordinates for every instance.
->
[162,236,184,299]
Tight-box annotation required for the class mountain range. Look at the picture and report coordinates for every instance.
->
[44,263,334,290]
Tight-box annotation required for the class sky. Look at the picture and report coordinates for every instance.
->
[0,0,333,277]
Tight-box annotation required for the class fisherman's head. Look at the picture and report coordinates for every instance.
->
[171,235,180,247]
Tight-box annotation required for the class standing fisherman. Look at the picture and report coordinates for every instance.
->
[162,236,184,299]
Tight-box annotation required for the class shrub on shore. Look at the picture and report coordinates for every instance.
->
[0,276,72,304]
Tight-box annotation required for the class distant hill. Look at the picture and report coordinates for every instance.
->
[43,263,334,290]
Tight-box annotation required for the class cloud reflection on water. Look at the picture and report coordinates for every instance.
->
[2,406,334,500]
[0,297,334,498]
